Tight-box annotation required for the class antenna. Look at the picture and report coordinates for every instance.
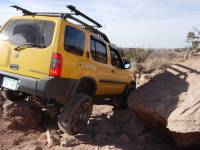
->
[67,5,102,28]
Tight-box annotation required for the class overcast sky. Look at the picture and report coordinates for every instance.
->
[0,0,200,48]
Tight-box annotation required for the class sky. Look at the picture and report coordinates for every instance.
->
[0,0,200,48]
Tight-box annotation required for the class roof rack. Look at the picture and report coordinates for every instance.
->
[67,5,102,28]
[11,5,110,43]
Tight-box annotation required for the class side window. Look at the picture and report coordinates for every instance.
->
[95,41,107,63]
[90,37,107,63]
[90,39,96,58]
[64,26,85,56]
[110,47,123,68]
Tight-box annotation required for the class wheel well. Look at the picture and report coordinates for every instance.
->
[129,81,136,91]
[130,81,136,88]
[76,77,96,96]
[123,81,136,95]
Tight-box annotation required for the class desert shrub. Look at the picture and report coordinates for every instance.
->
[132,63,144,73]
[175,48,182,53]
[121,48,182,74]
[123,48,153,63]
[174,48,187,53]
[129,49,174,73]
[142,57,171,73]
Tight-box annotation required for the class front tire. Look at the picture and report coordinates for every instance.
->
[58,93,93,135]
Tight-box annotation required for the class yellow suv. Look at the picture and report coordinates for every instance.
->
[0,5,135,135]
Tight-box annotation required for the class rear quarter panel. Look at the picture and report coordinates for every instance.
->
[57,20,98,81]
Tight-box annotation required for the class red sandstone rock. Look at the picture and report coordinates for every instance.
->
[128,58,200,147]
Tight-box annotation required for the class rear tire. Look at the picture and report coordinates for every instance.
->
[3,90,27,101]
[113,83,136,109]
[58,93,93,135]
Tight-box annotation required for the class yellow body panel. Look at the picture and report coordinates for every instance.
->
[0,16,61,79]
[0,42,11,66]
[57,20,134,96]
[0,15,135,96]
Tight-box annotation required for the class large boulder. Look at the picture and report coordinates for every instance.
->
[128,58,200,147]
[2,99,41,129]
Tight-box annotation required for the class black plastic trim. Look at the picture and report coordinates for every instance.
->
[0,70,79,103]
[99,79,127,85]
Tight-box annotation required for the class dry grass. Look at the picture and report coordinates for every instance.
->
[123,48,152,63]
[142,57,171,73]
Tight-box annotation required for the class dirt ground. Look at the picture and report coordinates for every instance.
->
[0,102,176,150]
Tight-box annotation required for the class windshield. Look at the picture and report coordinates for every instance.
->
[1,19,55,48]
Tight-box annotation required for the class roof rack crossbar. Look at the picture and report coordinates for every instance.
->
[10,5,110,43]
[11,5,36,15]
[32,12,72,15]
[67,5,102,28]
[65,14,91,27]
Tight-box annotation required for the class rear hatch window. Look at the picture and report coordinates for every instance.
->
[1,19,55,48]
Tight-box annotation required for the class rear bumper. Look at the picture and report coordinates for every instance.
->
[0,70,79,102]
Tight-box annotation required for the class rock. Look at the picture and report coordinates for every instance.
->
[113,134,138,150]
[125,118,146,137]
[140,74,152,82]
[34,146,43,150]
[2,100,41,129]
[128,58,200,147]
[46,130,60,147]
[94,133,107,142]
[60,133,81,147]
[94,122,116,134]
[38,133,48,145]
[118,134,129,142]
[137,74,152,87]
[29,145,43,150]
[0,93,4,111]
[100,145,121,150]
[11,141,43,150]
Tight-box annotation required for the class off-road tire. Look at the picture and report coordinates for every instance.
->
[113,83,136,109]
[3,90,27,101]
[58,93,93,135]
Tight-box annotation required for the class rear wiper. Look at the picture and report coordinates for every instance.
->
[14,43,46,51]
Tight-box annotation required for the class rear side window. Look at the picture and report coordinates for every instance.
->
[90,38,107,63]
[90,39,96,58]
[64,26,85,56]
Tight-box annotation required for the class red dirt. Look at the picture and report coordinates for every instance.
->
[0,104,176,150]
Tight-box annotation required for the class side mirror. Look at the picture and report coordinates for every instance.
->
[123,58,131,69]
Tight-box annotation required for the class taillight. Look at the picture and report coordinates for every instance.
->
[50,53,63,77]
